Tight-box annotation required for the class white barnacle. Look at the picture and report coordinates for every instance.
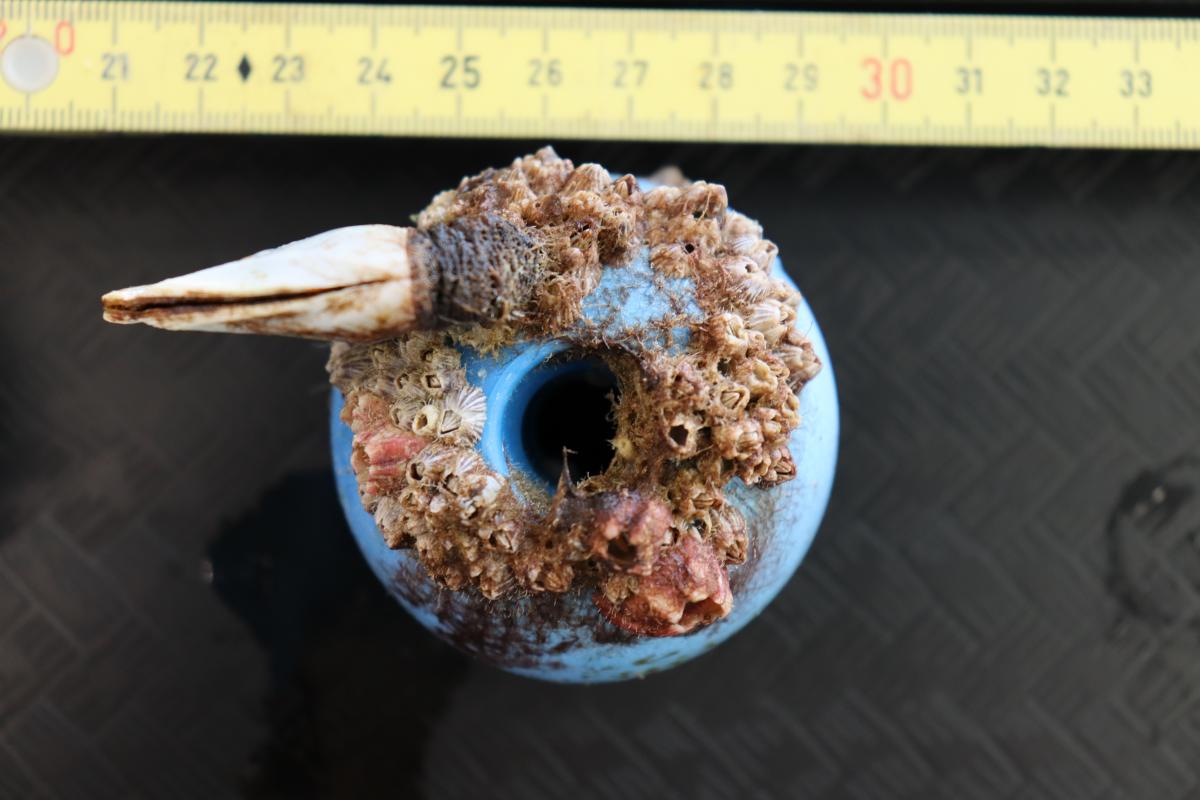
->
[663,411,704,455]
[477,474,503,507]
[442,385,487,444]
[649,242,692,276]
[745,300,789,344]
[711,312,750,359]
[720,254,761,278]
[715,383,750,415]
[418,446,461,482]
[756,407,784,440]
[722,209,763,245]
[746,358,779,397]
[718,255,773,302]
[728,235,761,255]
[740,271,774,302]
[438,409,463,439]
[411,404,442,437]
[388,381,429,429]
[326,342,375,392]
[778,389,802,428]
[421,372,448,395]
[562,162,611,194]
[398,334,456,369]
[449,450,485,477]
[370,341,407,373]
[747,239,778,271]
[736,426,764,456]
[778,338,821,388]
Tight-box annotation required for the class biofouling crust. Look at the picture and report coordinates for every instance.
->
[328,148,822,637]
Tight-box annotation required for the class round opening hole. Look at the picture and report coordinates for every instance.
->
[519,357,619,486]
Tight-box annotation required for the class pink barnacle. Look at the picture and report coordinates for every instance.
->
[585,491,673,574]
[346,393,427,499]
[364,434,428,481]
[593,532,732,637]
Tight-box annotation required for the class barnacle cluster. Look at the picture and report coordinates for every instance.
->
[417,153,641,335]
[331,334,521,599]
[590,178,820,632]
[328,148,821,636]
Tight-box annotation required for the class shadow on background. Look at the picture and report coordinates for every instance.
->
[207,472,470,798]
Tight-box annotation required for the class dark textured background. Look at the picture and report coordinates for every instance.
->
[5,23,1200,798]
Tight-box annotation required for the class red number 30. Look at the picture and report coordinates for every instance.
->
[861,57,912,100]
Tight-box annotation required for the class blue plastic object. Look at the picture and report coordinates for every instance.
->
[331,229,838,683]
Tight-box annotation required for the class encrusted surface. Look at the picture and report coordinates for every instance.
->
[327,148,821,636]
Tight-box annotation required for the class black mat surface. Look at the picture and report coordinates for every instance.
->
[4,126,1200,798]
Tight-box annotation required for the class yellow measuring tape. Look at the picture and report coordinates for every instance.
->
[1,2,1197,148]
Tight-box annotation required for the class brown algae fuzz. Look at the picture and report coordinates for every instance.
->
[328,147,821,637]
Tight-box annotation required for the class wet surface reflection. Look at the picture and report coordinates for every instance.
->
[1107,455,1200,640]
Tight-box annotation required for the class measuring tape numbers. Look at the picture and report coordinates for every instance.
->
[0,2,1197,148]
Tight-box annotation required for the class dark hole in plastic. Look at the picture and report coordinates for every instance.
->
[521,358,619,486]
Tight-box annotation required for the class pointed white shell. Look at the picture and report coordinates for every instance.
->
[101,225,426,342]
